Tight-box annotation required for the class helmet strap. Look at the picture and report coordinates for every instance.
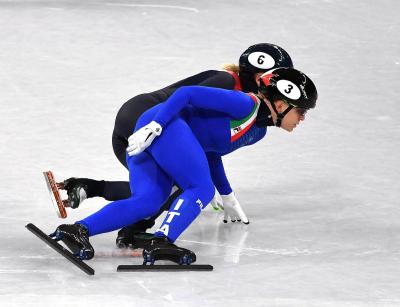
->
[270,101,293,127]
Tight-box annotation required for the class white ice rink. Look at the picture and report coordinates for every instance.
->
[1,0,400,306]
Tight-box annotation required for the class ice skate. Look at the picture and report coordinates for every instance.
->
[117,236,213,271]
[116,219,156,249]
[116,230,154,249]
[63,177,89,209]
[142,236,196,265]
[50,224,94,260]
[26,223,95,275]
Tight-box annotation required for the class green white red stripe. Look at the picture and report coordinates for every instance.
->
[230,93,260,142]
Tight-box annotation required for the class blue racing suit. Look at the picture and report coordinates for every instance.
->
[78,86,267,242]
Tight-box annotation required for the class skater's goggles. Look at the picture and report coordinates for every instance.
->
[282,100,307,117]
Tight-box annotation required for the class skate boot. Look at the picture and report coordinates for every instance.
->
[50,224,94,260]
[142,236,196,265]
[116,219,156,249]
[63,178,89,209]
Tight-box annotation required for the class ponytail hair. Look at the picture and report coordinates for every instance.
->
[222,63,240,73]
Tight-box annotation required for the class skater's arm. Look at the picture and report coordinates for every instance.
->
[153,86,255,128]
[206,153,249,224]
[206,153,232,196]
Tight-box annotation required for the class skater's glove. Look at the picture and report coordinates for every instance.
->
[221,192,249,224]
[127,121,162,156]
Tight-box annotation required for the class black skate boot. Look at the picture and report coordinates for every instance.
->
[116,219,156,249]
[50,224,94,260]
[63,178,90,209]
[142,236,196,265]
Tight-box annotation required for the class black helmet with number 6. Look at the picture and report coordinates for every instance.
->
[239,43,293,92]
[240,43,293,74]
[258,67,318,126]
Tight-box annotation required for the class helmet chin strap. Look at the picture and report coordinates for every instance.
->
[270,101,293,127]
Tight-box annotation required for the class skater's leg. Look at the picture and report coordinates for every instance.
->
[77,152,173,236]
[158,187,183,213]
[63,178,131,208]
[129,187,182,226]
[147,119,215,242]
[112,131,129,169]
[114,106,183,241]
[115,186,182,248]
[101,181,131,200]
[132,119,215,264]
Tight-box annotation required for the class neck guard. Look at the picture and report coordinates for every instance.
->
[256,97,275,127]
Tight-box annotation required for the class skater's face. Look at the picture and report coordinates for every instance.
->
[271,100,306,132]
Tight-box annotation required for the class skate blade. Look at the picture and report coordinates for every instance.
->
[26,223,95,275]
[117,264,213,271]
[43,171,67,219]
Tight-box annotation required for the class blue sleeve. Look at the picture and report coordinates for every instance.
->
[206,153,233,195]
[153,86,255,128]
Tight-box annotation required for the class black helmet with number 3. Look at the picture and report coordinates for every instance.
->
[258,67,318,126]
[239,43,293,92]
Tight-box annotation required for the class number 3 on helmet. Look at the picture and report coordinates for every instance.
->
[258,67,318,110]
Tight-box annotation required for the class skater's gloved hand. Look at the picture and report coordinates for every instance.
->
[221,192,249,224]
[127,121,162,156]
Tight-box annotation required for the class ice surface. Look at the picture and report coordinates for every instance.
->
[0,0,399,306]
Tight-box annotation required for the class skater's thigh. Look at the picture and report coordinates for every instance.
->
[134,104,164,132]
[149,119,214,200]
[127,151,173,204]
[112,133,128,169]
[113,94,161,168]
[114,94,160,139]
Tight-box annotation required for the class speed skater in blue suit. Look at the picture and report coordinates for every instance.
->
[58,43,294,250]
[51,67,318,263]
